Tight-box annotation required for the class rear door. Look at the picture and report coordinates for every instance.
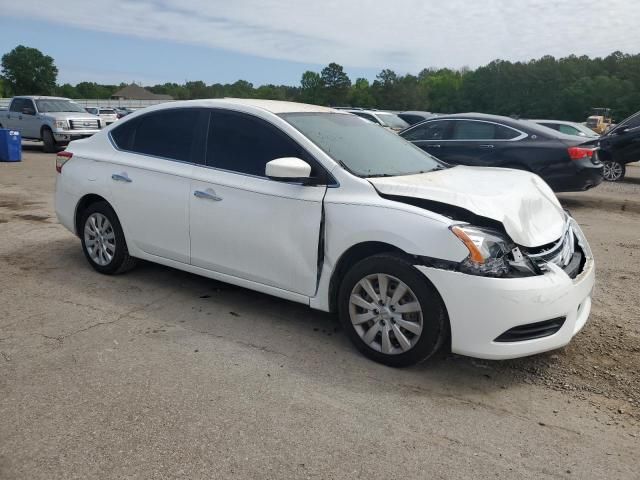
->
[107,108,206,263]
[445,119,525,166]
[189,109,327,296]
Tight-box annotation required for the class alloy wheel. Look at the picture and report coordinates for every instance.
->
[603,160,623,181]
[348,273,423,355]
[84,213,116,266]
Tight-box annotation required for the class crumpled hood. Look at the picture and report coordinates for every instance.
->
[369,166,566,247]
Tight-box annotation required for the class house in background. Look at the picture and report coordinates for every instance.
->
[111,84,173,101]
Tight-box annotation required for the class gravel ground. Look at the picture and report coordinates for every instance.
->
[1,147,639,479]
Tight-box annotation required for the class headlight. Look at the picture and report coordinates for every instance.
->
[54,119,68,129]
[450,225,512,277]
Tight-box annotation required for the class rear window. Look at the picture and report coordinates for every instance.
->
[110,108,202,162]
[452,120,521,140]
[100,109,116,114]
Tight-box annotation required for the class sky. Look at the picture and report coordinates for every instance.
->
[1,0,639,87]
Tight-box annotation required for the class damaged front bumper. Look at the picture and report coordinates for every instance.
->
[416,221,595,360]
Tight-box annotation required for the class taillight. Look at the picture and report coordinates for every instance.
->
[56,150,73,173]
[567,146,596,161]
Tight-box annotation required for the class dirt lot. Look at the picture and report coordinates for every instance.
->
[1,147,639,479]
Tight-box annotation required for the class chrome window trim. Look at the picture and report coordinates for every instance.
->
[402,118,528,142]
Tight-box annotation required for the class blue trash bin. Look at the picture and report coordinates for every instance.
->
[0,129,22,162]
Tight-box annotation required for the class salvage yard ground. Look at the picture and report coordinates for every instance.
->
[1,148,639,479]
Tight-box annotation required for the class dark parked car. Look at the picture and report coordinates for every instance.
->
[399,113,603,192]
[597,110,640,181]
[397,111,438,125]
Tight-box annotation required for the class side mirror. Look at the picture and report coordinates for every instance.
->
[266,157,312,183]
[22,107,35,116]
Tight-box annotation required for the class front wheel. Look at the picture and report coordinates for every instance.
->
[603,160,625,182]
[42,128,57,153]
[338,253,448,367]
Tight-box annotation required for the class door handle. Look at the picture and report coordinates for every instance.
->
[194,189,222,201]
[111,173,132,183]
[479,144,494,148]
[18,116,22,120]
[429,144,441,148]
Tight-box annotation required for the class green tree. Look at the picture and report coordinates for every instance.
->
[1,45,58,95]
[320,63,351,106]
[350,78,375,107]
[300,71,324,104]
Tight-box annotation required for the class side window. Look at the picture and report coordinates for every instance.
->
[622,113,640,130]
[206,110,311,177]
[353,112,380,124]
[9,99,24,112]
[452,121,520,140]
[558,124,579,136]
[494,124,521,140]
[23,99,36,114]
[540,122,560,131]
[403,121,450,141]
[111,109,202,163]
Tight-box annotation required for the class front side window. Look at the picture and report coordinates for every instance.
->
[402,121,450,141]
[281,112,444,178]
[110,108,202,162]
[206,110,310,177]
[452,120,520,140]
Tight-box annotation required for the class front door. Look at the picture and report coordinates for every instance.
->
[189,110,326,296]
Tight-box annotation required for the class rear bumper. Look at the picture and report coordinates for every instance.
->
[548,161,603,192]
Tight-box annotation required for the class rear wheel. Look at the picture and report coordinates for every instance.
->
[42,128,57,153]
[603,160,625,182]
[338,253,448,367]
[80,201,137,274]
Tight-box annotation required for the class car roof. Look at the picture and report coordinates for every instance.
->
[405,112,584,140]
[157,98,339,114]
[14,96,72,100]
[531,119,581,126]
[400,111,432,115]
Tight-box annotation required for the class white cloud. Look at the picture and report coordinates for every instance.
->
[5,0,640,72]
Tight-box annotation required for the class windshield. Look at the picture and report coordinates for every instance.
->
[36,99,86,113]
[375,112,409,129]
[280,112,444,177]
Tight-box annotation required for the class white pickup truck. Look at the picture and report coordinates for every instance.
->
[0,96,102,152]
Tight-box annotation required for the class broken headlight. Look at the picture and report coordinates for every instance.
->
[450,225,512,277]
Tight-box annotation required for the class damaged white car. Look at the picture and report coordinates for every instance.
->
[55,99,595,367]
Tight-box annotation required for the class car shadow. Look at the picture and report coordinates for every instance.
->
[6,234,561,400]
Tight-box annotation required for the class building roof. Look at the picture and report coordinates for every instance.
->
[111,84,173,100]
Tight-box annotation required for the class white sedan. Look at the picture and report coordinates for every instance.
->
[55,99,595,366]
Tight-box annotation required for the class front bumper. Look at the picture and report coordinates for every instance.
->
[416,223,595,360]
[53,129,100,143]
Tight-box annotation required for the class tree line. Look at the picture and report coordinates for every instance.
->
[2,45,640,122]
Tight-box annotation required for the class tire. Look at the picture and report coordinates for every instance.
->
[337,253,448,367]
[80,201,137,275]
[602,160,625,182]
[42,128,57,153]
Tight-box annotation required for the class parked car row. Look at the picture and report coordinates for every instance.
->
[399,113,603,192]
